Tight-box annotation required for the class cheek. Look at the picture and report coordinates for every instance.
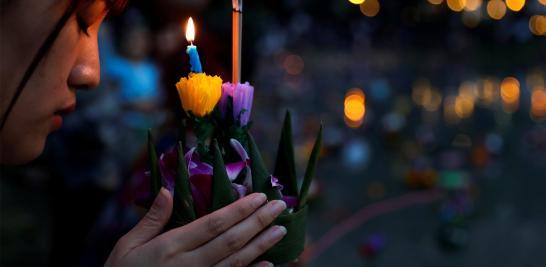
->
[0,30,80,164]
[0,113,48,164]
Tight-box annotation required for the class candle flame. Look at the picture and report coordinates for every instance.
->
[186,17,195,43]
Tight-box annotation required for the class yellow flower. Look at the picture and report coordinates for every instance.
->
[176,73,223,117]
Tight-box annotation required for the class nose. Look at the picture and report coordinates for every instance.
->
[67,35,101,90]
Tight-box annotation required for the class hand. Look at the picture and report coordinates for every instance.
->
[104,188,287,267]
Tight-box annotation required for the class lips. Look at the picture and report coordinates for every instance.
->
[51,102,76,130]
[56,103,76,115]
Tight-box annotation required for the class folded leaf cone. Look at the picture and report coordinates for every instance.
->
[247,132,282,201]
[171,142,196,226]
[274,111,298,197]
[297,124,322,211]
[211,139,238,210]
[257,206,308,265]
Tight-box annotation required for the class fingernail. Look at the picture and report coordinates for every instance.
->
[155,187,170,209]
[270,200,286,214]
[271,225,287,239]
[253,193,267,207]
[262,261,274,267]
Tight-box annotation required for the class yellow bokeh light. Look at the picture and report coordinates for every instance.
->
[480,79,497,105]
[505,0,525,11]
[345,97,366,120]
[465,0,482,11]
[412,79,432,106]
[460,81,480,100]
[455,95,475,118]
[412,80,443,112]
[487,0,506,20]
[344,89,366,128]
[500,77,520,105]
[424,90,443,112]
[539,0,546,5]
[530,88,546,120]
[349,0,365,5]
[444,96,460,123]
[428,0,444,4]
[448,0,467,12]
[360,0,380,17]
[529,15,546,36]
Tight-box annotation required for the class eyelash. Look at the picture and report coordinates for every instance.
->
[76,15,90,35]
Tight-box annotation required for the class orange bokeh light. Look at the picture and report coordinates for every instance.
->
[500,77,520,104]
[447,0,467,12]
[531,88,546,120]
[344,89,366,128]
[360,0,380,17]
[487,0,507,20]
[505,0,525,12]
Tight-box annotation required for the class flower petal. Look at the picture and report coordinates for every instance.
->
[189,173,212,217]
[230,138,249,160]
[270,175,284,191]
[282,195,299,209]
[176,73,223,117]
[231,183,248,199]
[243,166,253,192]
[185,147,213,176]
[220,82,235,117]
[232,82,254,126]
[159,148,177,193]
[226,162,246,181]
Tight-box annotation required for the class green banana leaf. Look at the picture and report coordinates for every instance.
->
[171,142,196,226]
[211,139,238,211]
[273,111,298,197]
[148,129,161,198]
[247,132,282,201]
[256,206,308,265]
[296,124,322,211]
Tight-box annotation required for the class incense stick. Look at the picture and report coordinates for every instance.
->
[232,0,243,84]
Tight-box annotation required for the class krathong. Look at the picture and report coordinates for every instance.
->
[143,12,322,265]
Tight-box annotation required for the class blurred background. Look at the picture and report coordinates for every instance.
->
[1,0,545,266]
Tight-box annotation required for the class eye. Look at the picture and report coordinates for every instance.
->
[76,15,90,35]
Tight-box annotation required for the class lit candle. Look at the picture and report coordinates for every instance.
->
[185,17,202,73]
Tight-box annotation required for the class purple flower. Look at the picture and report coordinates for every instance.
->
[270,175,298,209]
[271,175,283,191]
[153,141,255,217]
[220,82,254,126]
[220,83,235,117]
[158,148,178,194]
[233,82,254,126]
[184,148,213,217]
[226,139,252,197]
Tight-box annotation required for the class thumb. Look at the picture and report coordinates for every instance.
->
[123,187,173,249]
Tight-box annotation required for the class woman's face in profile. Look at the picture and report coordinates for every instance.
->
[0,0,109,164]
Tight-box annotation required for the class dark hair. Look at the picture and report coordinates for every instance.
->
[0,0,128,130]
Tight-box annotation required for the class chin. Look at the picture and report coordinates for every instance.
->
[0,135,46,165]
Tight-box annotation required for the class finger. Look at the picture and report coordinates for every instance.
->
[216,226,286,267]
[249,261,274,267]
[121,188,173,250]
[165,193,267,251]
[194,200,286,266]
